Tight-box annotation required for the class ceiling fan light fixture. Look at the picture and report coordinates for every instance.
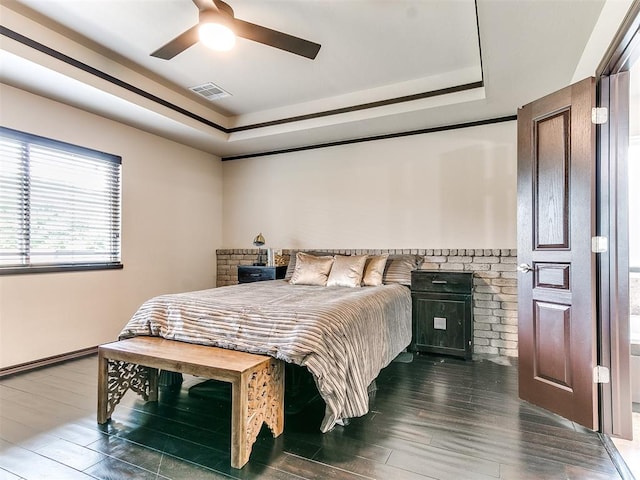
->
[199,22,236,51]
[151,0,321,60]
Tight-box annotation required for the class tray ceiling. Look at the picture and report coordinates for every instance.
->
[0,0,612,158]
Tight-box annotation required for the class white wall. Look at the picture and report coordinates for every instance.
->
[0,87,516,368]
[222,121,517,250]
[0,84,223,368]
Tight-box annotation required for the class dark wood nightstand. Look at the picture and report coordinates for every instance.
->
[410,270,473,359]
[238,265,287,284]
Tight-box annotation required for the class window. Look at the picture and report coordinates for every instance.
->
[630,136,639,272]
[0,127,122,274]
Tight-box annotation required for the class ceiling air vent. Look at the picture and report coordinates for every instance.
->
[188,82,231,101]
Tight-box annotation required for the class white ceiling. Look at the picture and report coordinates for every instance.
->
[0,0,624,158]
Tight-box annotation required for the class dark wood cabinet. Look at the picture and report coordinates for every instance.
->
[411,270,473,359]
[238,265,287,284]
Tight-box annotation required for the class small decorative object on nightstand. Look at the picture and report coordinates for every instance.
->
[410,270,473,359]
[238,265,287,284]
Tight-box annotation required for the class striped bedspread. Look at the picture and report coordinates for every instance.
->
[119,280,412,432]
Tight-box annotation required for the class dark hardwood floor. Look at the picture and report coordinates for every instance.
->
[0,354,622,480]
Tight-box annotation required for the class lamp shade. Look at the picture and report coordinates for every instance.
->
[253,233,265,247]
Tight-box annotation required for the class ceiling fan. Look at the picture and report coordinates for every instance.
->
[151,0,321,60]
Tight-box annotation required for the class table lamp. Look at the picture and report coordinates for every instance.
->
[253,233,266,265]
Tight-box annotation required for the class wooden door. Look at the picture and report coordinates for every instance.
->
[517,77,598,429]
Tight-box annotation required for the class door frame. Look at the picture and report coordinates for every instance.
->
[596,0,640,439]
[598,70,632,439]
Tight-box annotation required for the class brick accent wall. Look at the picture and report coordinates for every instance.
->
[216,248,518,359]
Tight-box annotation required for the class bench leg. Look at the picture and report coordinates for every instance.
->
[97,352,109,424]
[231,378,249,469]
[230,360,285,469]
[265,360,284,438]
[97,359,153,424]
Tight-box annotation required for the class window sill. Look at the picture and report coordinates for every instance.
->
[0,263,123,276]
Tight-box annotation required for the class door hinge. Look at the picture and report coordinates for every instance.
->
[591,236,608,253]
[592,107,608,124]
[593,365,610,384]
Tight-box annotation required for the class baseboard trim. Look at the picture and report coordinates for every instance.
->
[0,346,98,378]
[599,433,636,480]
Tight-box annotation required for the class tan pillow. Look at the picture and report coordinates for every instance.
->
[327,255,368,288]
[362,254,389,286]
[383,255,423,285]
[289,252,334,286]
[284,250,334,281]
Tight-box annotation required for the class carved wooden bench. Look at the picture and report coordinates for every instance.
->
[97,337,284,469]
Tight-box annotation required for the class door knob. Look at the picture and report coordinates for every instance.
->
[517,263,533,273]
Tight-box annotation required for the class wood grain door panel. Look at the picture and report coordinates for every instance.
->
[533,301,572,389]
[535,263,570,289]
[534,109,571,250]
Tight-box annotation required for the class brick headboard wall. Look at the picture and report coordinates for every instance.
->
[216,248,518,360]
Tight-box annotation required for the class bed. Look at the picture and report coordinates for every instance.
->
[118,253,416,432]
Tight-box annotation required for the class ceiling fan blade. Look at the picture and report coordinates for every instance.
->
[232,19,321,59]
[151,25,199,60]
[193,0,218,11]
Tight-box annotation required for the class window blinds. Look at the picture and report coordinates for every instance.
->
[0,127,121,271]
